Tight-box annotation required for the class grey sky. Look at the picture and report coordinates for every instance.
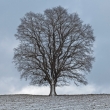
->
[0,0,110,95]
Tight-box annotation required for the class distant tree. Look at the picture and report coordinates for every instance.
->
[13,6,95,96]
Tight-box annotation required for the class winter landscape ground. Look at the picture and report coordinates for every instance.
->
[0,94,110,110]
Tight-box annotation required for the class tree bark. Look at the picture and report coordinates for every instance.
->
[49,80,57,96]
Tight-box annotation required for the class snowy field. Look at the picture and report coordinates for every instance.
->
[0,94,110,110]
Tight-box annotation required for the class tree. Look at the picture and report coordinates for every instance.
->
[13,6,95,96]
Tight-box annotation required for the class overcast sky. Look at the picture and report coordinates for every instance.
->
[0,0,110,95]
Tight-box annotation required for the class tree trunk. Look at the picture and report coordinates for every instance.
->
[49,80,57,96]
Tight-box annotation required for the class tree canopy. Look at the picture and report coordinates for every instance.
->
[13,6,95,96]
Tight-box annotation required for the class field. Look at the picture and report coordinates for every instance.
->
[0,94,110,110]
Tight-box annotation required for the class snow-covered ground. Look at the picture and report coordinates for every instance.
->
[0,94,110,110]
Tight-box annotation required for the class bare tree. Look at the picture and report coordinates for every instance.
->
[13,6,95,96]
